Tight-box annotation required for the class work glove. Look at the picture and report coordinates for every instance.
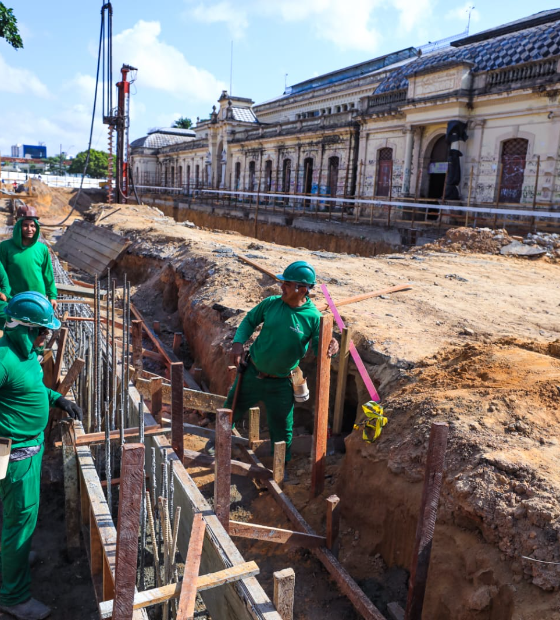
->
[55,396,83,422]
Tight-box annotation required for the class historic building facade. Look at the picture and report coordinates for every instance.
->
[131,10,560,208]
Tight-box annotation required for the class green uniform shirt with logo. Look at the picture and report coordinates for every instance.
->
[0,219,57,301]
[227,295,321,461]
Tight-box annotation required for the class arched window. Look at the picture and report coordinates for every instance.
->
[376,148,393,197]
[235,162,241,190]
[248,161,256,192]
[499,138,529,203]
[195,164,200,188]
[264,160,273,192]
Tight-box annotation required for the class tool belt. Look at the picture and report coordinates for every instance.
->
[250,358,288,380]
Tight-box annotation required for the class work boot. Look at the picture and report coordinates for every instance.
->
[204,439,216,457]
[0,597,51,620]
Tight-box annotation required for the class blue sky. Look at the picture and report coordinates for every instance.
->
[1,1,559,159]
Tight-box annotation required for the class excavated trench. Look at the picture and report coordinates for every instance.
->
[114,245,560,620]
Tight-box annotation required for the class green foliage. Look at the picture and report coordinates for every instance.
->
[44,155,66,175]
[0,4,23,49]
[68,150,112,179]
[172,116,193,129]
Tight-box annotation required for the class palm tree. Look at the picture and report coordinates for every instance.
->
[172,117,193,129]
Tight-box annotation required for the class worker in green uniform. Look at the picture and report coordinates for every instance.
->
[0,262,11,331]
[0,292,82,620]
[0,212,58,311]
[211,261,338,463]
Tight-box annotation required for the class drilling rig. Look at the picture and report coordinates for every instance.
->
[100,3,137,204]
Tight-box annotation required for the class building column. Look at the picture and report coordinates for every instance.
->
[410,126,424,198]
[402,126,414,196]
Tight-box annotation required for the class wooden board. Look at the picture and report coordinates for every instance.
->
[54,220,130,276]
[135,377,224,414]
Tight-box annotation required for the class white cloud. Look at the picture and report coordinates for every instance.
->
[187,0,434,52]
[63,73,97,104]
[0,53,52,98]
[112,20,226,103]
[191,2,249,39]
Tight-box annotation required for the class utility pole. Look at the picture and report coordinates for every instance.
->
[59,144,62,176]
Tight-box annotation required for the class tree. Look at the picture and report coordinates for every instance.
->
[44,154,66,175]
[172,116,192,129]
[0,4,23,49]
[68,149,113,179]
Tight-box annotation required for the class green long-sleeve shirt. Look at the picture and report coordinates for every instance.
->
[0,325,61,446]
[0,219,57,300]
[233,295,321,377]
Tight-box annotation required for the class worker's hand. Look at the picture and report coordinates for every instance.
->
[327,337,339,358]
[50,299,58,311]
[55,396,83,422]
[231,342,245,367]
[0,293,6,302]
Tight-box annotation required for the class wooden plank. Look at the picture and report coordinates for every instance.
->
[58,298,96,307]
[64,424,166,447]
[332,327,350,435]
[142,349,165,363]
[113,444,145,620]
[237,255,278,280]
[135,377,224,414]
[310,314,333,499]
[57,282,107,299]
[229,521,326,549]
[57,357,85,396]
[236,442,386,619]
[388,602,405,620]
[171,362,185,462]
[183,448,272,481]
[249,407,260,448]
[214,409,232,531]
[98,562,260,618]
[177,513,206,620]
[150,378,163,425]
[273,442,286,485]
[273,569,295,620]
[62,422,80,559]
[173,332,182,357]
[314,284,412,312]
[52,327,68,389]
[132,320,143,372]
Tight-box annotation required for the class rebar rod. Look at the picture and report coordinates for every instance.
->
[120,275,127,445]
[111,278,116,431]
[139,397,146,591]
[94,275,100,432]
[105,268,110,406]
[125,280,131,428]
[105,398,112,518]
[146,491,162,588]
[169,459,174,535]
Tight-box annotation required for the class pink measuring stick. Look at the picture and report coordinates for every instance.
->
[320,284,381,403]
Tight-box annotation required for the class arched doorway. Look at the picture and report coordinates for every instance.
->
[248,161,256,192]
[327,156,339,197]
[376,148,393,197]
[282,159,291,193]
[427,136,448,199]
[499,138,528,203]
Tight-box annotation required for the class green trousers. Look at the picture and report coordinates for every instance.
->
[0,446,43,606]
[225,363,294,461]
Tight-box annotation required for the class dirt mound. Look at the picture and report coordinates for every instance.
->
[339,339,560,618]
[415,227,515,254]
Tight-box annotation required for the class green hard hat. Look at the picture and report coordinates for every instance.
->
[6,292,61,330]
[277,261,316,287]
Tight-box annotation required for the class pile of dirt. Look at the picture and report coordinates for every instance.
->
[413,227,516,254]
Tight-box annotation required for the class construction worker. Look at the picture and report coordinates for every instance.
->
[0,262,11,331]
[0,208,58,311]
[0,292,82,620]
[211,261,338,462]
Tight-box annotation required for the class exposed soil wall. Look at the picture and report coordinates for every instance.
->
[148,196,400,257]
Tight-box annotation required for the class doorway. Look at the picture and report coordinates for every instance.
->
[427,136,448,200]
[376,148,393,197]
[499,138,528,203]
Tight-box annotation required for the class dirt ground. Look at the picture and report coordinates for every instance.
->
[2,184,560,619]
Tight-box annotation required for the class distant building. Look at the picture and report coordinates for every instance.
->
[131,9,560,207]
[11,144,47,159]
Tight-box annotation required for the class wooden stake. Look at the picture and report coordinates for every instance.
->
[326,495,341,557]
[177,513,206,620]
[405,423,449,620]
[113,444,145,620]
[52,327,68,389]
[230,521,325,548]
[172,332,182,357]
[132,320,143,373]
[214,408,232,531]
[273,568,295,620]
[314,283,411,313]
[249,406,260,448]
[332,327,351,435]
[310,314,333,499]
[150,377,163,425]
[273,441,286,484]
[153,320,161,335]
[171,362,184,462]
[57,357,85,396]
